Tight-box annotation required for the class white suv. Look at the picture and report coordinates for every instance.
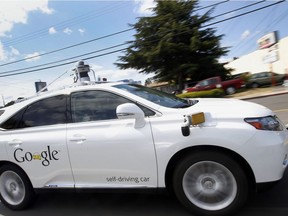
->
[0,83,287,216]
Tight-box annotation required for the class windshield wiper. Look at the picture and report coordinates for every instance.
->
[172,104,191,108]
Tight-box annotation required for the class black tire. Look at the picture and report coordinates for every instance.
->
[251,82,259,88]
[173,151,249,216]
[279,78,285,85]
[0,164,35,210]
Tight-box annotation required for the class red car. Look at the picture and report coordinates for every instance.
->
[185,76,245,95]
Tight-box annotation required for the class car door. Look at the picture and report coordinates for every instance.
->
[263,72,272,85]
[258,72,269,85]
[2,95,74,188]
[67,90,158,188]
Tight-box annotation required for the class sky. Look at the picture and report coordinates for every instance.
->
[1,0,288,106]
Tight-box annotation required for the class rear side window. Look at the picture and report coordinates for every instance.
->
[0,110,4,116]
[0,95,67,129]
[0,109,25,130]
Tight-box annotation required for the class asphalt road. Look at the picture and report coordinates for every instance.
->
[1,177,288,216]
[247,93,288,125]
[1,94,288,216]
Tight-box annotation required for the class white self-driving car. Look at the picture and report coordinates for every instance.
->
[0,83,287,216]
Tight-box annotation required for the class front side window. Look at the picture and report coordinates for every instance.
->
[1,95,67,129]
[71,90,155,123]
[259,73,266,78]
[0,109,25,130]
[199,80,209,87]
[71,91,131,123]
[209,78,218,85]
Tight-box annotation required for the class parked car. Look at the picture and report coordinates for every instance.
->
[184,76,245,95]
[246,72,286,88]
[0,83,287,216]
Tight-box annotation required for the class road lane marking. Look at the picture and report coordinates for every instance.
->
[273,109,288,113]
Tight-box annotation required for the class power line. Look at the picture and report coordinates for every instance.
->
[212,0,266,19]
[229,1,288,57]
[194,0,229,12]
[3,4,125,46]
[0,0,284,78]
[0,48,127,78]
[40,70,69,93]
[0,0,230,67]
[203,0,284,28]
[1,2,127,47]
[0,43,127,75]
[0,28,133,67]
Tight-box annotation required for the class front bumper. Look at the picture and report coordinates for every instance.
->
[243,129,288,183]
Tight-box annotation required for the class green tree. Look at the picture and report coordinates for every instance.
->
[116,0,231,91]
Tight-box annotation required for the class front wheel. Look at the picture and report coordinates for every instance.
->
[0,165,35,210]
[225,86,236,95]
[173,151,249,216]
[251,82,259,88]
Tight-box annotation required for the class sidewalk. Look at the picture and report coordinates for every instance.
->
[227,85,288,100]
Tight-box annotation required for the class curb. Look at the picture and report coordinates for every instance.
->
[237,91,288,100]
[230,85,288,100]
[235,92,288,100]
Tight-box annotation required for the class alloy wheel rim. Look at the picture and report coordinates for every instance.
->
[182,161,237,211]
[0,171,25,206]
[227,87,236,95]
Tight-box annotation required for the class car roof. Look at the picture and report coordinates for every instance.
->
[0,82,163,124]
[22,82,121,101]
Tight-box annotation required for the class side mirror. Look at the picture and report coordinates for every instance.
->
[116,103,146,128]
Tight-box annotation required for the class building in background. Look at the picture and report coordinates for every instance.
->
[225,32,288,76]
[35,81,47,93]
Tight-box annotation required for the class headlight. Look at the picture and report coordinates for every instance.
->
[244,116,284,131]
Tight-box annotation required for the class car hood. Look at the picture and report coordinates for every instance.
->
[184,98,274,119]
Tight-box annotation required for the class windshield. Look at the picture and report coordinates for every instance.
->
[114,84,191,108]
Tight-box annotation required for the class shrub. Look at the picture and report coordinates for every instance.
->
[177,89,225,98]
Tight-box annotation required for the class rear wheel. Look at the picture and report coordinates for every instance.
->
[0,165,35,210]
[173,151,249,216]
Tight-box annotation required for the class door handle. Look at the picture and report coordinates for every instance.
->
[69,135,86,144]
[8,139,23,147]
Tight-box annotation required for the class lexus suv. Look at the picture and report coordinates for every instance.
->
[0,83,287,216]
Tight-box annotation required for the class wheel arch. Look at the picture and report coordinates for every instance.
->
[0,160,33,187]
[165,145,256,195]
[0,160,22,170]
[0,160,36,210]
